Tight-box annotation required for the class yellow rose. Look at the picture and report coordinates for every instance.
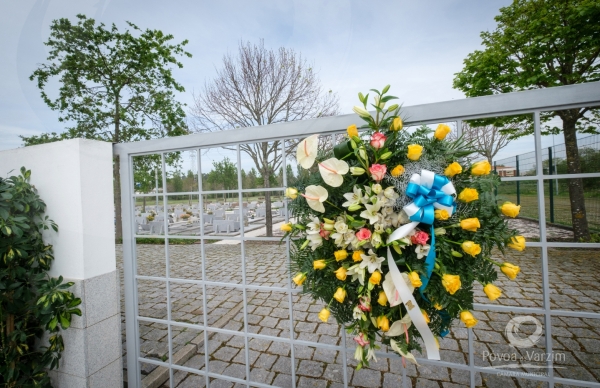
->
[421,309,431,324]
[352,250,364,262]
[391,117,403,131]
[407,144,423,161]
[442,274,461,295]
[461,241,482,257]
[501,202,521,218]
[318,308,330,323]
[280,223,293,232]
[334,249,348,262]
[376,315,390,332]
[293,273,306,286]
[433,303,443,310]
[334,267,347,281]
[434,124,451,140]
[333,287,346,303]
[347,124,358,138]
[460,218,481,232]
[313,260,327,270]
[444,162,463,177]
[434,209,450,221]
[408,271,422,287]
[391,164,405,177]
[285,187,298,199]
[377,290,388,306]
[460,310,478,328]
[483,284,502,301]
[501,262,520,280]
[458,188,479,203]
[508,235,526,251]
[471,160,491,176]
[369,271,382,285]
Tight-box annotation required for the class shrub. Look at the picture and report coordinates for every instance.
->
[0,167,81,387]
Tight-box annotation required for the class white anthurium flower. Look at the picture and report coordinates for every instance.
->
[342,186,363,208]
[382,272,414,307]
[347,264,365,285]
[415,244,431,259]
[386,314,413,337]
[391,341,419,365]
[318,158,349,187]
[360,202,382,225]
[359,249,385,273]
[296,134,319,169]
[334,220,348,234]
[366,346,377,362]
[302,185,328,213]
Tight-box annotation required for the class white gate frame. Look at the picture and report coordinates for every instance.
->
[115,82,600,388]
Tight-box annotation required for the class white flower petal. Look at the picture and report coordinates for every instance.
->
[296,134,319,169]
[387,315,413,337]
[391,341,419,365]
[318,158,349,187]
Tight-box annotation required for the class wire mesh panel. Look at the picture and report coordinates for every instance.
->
[117,83,600,388]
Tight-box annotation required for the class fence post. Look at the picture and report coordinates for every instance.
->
[515,155,520,205]
[548,146,555,223]
[493,161,498,197]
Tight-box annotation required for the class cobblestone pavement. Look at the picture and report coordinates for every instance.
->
[117,238,600,388]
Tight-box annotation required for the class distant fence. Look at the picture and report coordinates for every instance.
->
[494,134,600,231]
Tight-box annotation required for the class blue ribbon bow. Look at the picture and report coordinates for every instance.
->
[404,173,455,292]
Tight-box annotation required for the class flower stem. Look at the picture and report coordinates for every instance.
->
[326,201,343,211]
[484,257,502,266]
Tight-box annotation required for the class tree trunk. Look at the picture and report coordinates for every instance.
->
[263,171,273,237]
[114,155,123,243]
[562,115,590,241]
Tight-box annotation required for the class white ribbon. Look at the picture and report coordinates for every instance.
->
[387,248,440,360]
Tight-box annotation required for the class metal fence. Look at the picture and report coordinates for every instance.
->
[115,82,600,388]
[494,134,600,232]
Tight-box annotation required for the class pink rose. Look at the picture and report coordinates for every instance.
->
[370,132,386,149]
[358,296,371,312]
[356,228,372,241]
[354,332,369,347]
[411,230,429,245]
[369,164,387,181]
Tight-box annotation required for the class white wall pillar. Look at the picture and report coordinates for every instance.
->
[0,139,122,387]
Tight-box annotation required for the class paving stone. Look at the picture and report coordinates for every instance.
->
[323,364,353,383]
[221,363,245,380]
[415,378,440,388]
[351,368,382,387]
[297,360,325,377]
[176,374,206,388]
[249,368,275,385]
[416,364,449,381]
[297,376,327,387]
[383,372,413,388]
[213,346,239,362]
[272,373,294,387]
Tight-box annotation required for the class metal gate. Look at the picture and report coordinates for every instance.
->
[115,82,600,388]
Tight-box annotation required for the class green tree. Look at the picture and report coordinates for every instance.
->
[453,0,600,241]
[207,158,238,202]
[25,14,191,241]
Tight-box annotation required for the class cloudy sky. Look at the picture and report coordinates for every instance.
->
[0,0,570,161]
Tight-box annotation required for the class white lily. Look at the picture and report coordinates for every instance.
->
[415,244,431,259]
[353,305,363,320]
[318,158,349,187]
[360,202,382,225]
[302,185,328,213]
[296,134,319,169]
[354,345,363,361]
[366,346,377,362]
[382,272,414,307]
[359,249,385,273]
[342,186,363,208]
[353,106,371,118]
[307,233,323,251]
[347,264,365,285]
[306,216,321,233]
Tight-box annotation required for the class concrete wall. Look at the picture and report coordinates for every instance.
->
[0,139,122,387]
